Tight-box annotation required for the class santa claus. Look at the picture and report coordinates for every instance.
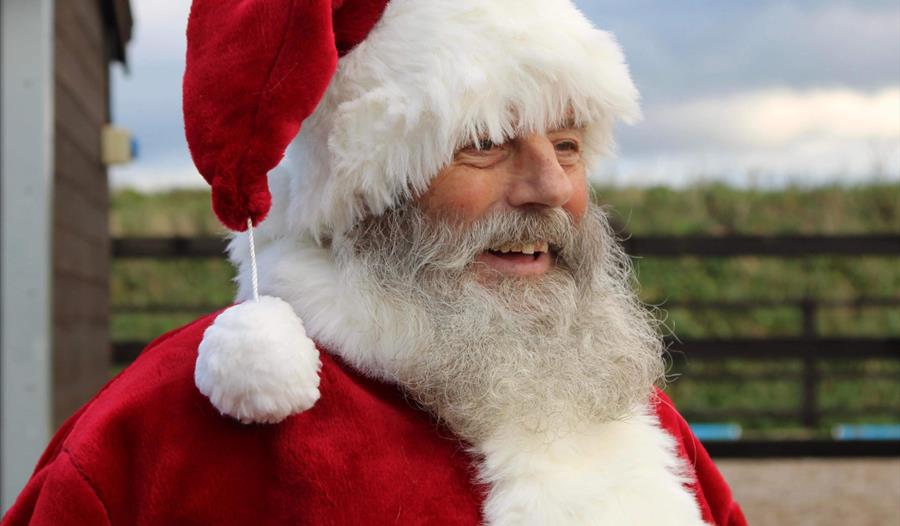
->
[4,1,746,525]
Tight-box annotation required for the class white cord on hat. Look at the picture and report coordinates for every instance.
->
[247,218,260,302]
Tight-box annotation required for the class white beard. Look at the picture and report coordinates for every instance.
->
[231,201,707,525]
[331,202,666,444]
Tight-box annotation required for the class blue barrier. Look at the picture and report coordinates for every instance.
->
[833,424,900,441]
[690,423,743,441]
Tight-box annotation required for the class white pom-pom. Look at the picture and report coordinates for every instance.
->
[195,296,321,424]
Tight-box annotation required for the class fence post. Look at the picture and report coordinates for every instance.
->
[801,299,819,428]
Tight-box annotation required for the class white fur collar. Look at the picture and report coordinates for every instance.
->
[229,235,706,525]
[477,411,708,525]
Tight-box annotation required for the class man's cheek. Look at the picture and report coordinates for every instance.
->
[417,169,499,223]
[564,178,590,224]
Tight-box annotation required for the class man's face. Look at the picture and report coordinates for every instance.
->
[337,124,663,442]
[416,128,589,280]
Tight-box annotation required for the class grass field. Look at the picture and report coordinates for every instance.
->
[111,183,900,439]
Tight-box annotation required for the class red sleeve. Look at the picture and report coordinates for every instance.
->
[2,312,223,526]
[1,451,110,526]
[653,389,748,526]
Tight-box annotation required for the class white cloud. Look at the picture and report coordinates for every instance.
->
[644,87,900,149]
[602,87,900,187]
[110,156,203,191]
[598,138,899,188]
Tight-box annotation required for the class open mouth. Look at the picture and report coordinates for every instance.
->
[476,241,555,277]
[487,240,548,260]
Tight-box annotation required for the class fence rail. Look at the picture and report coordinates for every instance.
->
[703,439,899,458]
[111,297,900,315]
[622,234,899,257]
[112,233,900,259]
[110,336,900,365]
[110,234,900,457]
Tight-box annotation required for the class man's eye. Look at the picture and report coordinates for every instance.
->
[478,139,503,151]
[462,138,503,152]
[554,140,579,152]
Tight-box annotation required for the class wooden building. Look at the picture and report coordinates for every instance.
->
[1,0,132,510]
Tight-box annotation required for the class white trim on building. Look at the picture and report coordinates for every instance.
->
[1,0,55,512]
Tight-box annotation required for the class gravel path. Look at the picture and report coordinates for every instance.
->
[717,458,900,526]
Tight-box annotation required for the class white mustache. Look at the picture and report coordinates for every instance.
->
[353,206,580,275]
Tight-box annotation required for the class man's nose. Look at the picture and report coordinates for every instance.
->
[506,136,574,209]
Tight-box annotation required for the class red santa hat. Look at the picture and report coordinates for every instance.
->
[185,0,640,424]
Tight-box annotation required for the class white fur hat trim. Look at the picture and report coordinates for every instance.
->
[195,296,321,424]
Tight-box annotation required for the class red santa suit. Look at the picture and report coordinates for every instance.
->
[4,1,750,524]
[3,311,745,525]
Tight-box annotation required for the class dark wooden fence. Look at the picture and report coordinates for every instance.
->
[112,234,900,259]
[111,234,900,457]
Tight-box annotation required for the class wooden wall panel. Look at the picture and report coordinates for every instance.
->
[51,0,111,428]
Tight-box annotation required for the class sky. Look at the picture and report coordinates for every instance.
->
[110,1,900,190]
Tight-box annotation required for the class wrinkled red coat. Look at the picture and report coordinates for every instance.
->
[3,312,746,525]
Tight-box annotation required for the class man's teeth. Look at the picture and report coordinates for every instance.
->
[491,241,549,254]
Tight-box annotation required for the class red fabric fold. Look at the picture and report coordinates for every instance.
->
[183,0,339,231]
